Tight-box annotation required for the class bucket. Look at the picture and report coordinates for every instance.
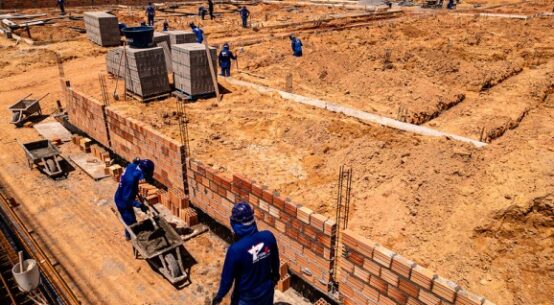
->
[12,259,40,292]
[122,26,154,48]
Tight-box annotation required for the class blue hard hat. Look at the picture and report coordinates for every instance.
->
[231,201,255,225]
[138,159,155,180]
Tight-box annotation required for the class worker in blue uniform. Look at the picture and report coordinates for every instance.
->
[190,23,204,43]
[146,2,156,26]
[290,35,303,57]
[114,158,155,240]
[239,6,250,28]
[199,6,208,20]
[208,0,215,20]
[219,43,236,77]
[211,202,280,305]
[57,0,65,15]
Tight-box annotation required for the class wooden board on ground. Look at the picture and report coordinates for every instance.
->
[34,121,72,142]
[68,153,109,180]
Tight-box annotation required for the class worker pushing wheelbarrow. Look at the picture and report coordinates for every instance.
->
[113,158,190,286]
[9,93,48,127]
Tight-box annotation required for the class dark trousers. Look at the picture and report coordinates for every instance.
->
[58,3,65,14]
[209,9,215,19]
[148,15,154,26]
[221,67,231,77]
[117,205,137,239]
[242,17,248,28]
[293,50,302,57]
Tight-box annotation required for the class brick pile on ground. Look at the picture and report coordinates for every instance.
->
[84,12,120,47]
[172,43,217,96]
[124,47,170,98]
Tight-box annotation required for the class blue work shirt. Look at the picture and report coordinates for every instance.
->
[114,163,144,210]
[219,48,236,69]
[240,7,250,19]
[192,27,204,43]
[146,5,155,16]
[215,223,280,305]
[291,38,303,54]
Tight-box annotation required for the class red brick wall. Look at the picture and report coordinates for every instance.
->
[186,159,337,294]
[337,230,495,305]
[1,0,184,9]
[105,108,186,191]
[65,87,111,147]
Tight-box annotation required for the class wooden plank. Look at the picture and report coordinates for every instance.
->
[68,153,109,180]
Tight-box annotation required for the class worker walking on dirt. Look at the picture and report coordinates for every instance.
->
[211,202,280,305]
[290,35,303,57]
[114,158,155,240]
[190,23,204,43]
[146,2,156,26]
[163,19,169,31]
[208,0,215,20]
[239,6,250,28]
[199,6,208,20]
[219,43,237,77]
[57,0,65,15]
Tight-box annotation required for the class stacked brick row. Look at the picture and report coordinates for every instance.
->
[83,12,120,47]
[186,159,336,293]
[2,0,182,9]
[166,31,197,45]
[337,230,495,305]
[172,43,217,96]
[66,89,110,147]
[158,188,198,227]
[104,108,186,191]
[106,47,124,77]
[153,32,171,46]
[125,47,170,98]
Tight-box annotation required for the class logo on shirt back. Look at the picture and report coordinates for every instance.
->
[248,242,270,263]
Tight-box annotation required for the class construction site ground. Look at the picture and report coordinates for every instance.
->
[0,1,553,305]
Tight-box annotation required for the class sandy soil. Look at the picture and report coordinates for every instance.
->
[1,2,553,305]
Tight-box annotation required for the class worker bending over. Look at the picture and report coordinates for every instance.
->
[219,43,236,77]
[239,6,250,28]
[290,34,303,57]
[211,202,280,305]
[190,23,204,43]
[114,158,155,240]
[146,2,156,26]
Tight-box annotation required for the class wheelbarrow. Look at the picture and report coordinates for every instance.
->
[119,202,191,286]
[21,139,64,178]
[9,93,48,126]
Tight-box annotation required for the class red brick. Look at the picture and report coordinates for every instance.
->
[418,290,441,305]
[364,258,382,276]
[432,276,458,303]
[407,297,425,305]
[348,250,365,266]
[310,213,328,231]
[273,195,286,210]
[353,265,370,282]
[284,198,298,216]
[388,284,408,304]
[233,174,252,191]
[370,275,387,294]
[392,255,415,278]
[251,183,263,197]
[378,293,397,305]
[261,188,273,204]
[381,268,399,286]
[410,265,436,290]
[362,285,380,303]
[399,278,420,299]
[373,245,395,268]
[455,289,484,305]
[276,274,291,292]
[297,206,313,224]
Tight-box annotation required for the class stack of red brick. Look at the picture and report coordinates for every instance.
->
[276,261,291,292]
[186,159,336,293]
[105,108,186,191]
[337,230,494,305]
[1,0,182,9]
[159,188,198,227]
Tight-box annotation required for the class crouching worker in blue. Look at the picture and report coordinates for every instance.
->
[211,202,280,305]
[114,158,155,240]
[290,34,303,57]
[190,23,204,44]
[219,43,236,77]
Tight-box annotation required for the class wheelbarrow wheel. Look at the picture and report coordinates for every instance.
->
[164,253,180,278]
[46,159,57,174]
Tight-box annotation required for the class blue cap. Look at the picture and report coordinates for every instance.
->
[230,201,255,225]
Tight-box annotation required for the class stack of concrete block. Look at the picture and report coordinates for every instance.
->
[172,43,217,96]
[106,47,124,77]
[166,30,197,45]
[153,32,171,46]
[125,46,170,98]
[84,12,120,47]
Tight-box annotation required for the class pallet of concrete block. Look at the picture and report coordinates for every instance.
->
[166,30,197,45]
[172,43,217,97]
[106,47,124,77]
[84,12,120,47]
[153,32,173,73]
[153,32,171,47]
[125,46,170,100]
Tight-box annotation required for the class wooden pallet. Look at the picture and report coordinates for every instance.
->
[171,90,216,101]
[125,90,171,103]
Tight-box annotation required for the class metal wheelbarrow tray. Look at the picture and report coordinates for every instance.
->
[128,216,189,284]
[9,94,47,126]
[21,139,64,177]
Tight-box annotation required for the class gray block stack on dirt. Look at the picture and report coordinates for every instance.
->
[106,47,124,77]
[84,12,120,47]
[172,43,218,96]
[166,30,197,45]
[153,32,171,46]
[125,47,170,99]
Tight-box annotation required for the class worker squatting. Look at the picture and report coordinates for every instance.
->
[115,160,281,305]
